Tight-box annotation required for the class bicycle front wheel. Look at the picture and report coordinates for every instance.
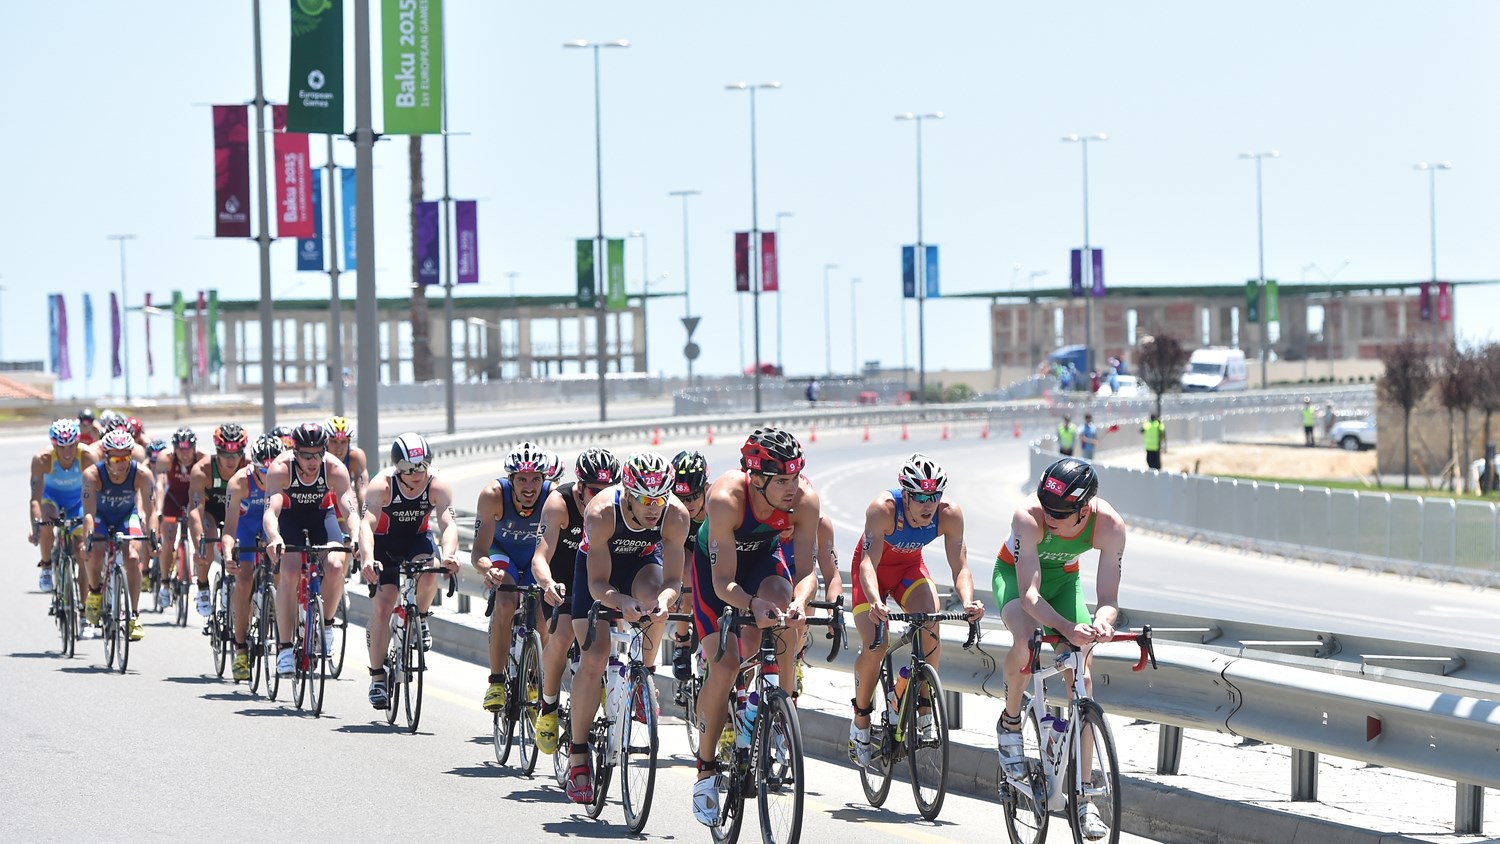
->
[906,662,950,820]
[859,674,895,808]
[308,597,328,717]
[1067,699,1121,844]
[384,631,402,726]
[517,633,543,775]
[401,608,424,732]
[113,570,130,674]
[551,705,572,789]
[330,593,349,679]
[1001,702,1049,844]
[619,668,659,833]
[258,595,279,700]
[174,554,190,627]
[209,574,227,677]
[584,718,613,820]
[57,558,75,658]
[757,687,805,844]
[710,707,745,844]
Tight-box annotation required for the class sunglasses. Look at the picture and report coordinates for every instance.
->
[582,484,609,495]
[678,491,705,503]
[295,449,325,460]
[632,493,669,508]
[399,463,429,475]
[106,453,132,464]
[908,491,942,504]
[1042,505,1082,521]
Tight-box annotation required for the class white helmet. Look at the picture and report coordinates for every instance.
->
[390,433,432,471]
[504,442,547,476]
[898,453,948,496]
[622,451,675,499]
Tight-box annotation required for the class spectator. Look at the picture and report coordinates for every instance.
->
[805,377,821,403]
[1322,401,1336,445]
[1302,396,1316,447]
[1057,415,1078,457]
[1142,413,1165,470]
[1089,370,1101,394]
[1081,414,1098,461]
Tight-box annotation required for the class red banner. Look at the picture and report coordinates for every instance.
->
[273,131,315,238]
[760,231,778,292]
[1418,282,1432,322]
[1437,282,1451,322]
[213,105,251,238]
[144,292,154,376]
[734,232,750,292]
[272,104,287,132]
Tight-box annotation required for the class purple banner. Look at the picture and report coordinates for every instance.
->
[1091,248,1106,297]
[110,292,122,378]
[1418,282,1432,322]
[212,105,251,238]
[734,232,750,292]
[1070,249,1084,297]
[415,200,440,285]
[456,200,479,284]
[56,295,72,381]
[48,296,59,375]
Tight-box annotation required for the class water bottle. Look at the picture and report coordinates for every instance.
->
[392,604,407,638]
[744,690,760,737]
[1041,714,1069,810]
[733,687,752,748]
[605,654,624,717]
[893,665,911,703]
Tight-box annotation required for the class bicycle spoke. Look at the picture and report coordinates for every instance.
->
[620,669,658,833]
[907,663,950,820]
[1068,700,1121,844]
[1001,702,1049,844]
[858,672,895,808]
[756,689,804,844]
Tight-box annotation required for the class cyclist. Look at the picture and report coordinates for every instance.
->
[81,428,158,641]
[262,422,360,677]
[187,425,249,617]
[98,410,126,433]
[270,425,295,450]
[325,416,369,515]
[471,442,553,712]
[848,453,984,766]
[77,409,101,446]
[154,427,204,610]
[220,434,284,681]
[667,450,709,681]
[689,427,822,826]
[359,433,461,709]
[561,451,691,805]
[30,419,94,592]
[145,439,169,465]
[994,457,1124,842]
[529,447,621,757]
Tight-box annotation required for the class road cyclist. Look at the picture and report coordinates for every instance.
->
[219,433,284,682]
[81,428,158,644]
[30,419,95,596]
[182,424,249,620]
[152,426,203,612]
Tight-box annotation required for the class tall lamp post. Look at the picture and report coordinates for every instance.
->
[566,39,629,422]
[1061,132,1107,377]
[896,112,943,403]
[669,189,701,386]
[774,210,792,375]
[1414,160,1452,353]
[1240,149,1279,389]
[106,234,137,403]
[821,263,838,377]
[725,80,781,414]
[849,276,862,374]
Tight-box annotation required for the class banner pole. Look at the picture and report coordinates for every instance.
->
[326,135,345,416]
[354,0,381,459]
[441,11,456,436]
[251,0,276,431]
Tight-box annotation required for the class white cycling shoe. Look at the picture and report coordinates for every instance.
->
[691,777,719,826]
[1078,803,1109,840]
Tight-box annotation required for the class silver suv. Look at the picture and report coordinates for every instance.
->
[1328,415,1376,451]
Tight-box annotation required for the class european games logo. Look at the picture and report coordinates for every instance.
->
[225,196,241,214]
[308,70,326,91]
[301,241,317,257]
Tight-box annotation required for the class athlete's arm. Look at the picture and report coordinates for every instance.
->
[815,513,842,605]
[153,453,172,518]
[1013,509,1093,648]
[856,496,893,623]
[28,451,47,542]
[348,449,370,510]
[470,482,504,586]
[187,459,211,560]
[135,465,158,537]
[655,501,689,617]
[785,482,821,621]
[1088,501,1126,638]
[325,456,358,541]
[529,489,569,603]
[220,471,247,562]
[359,471,390,581]
[427,476,460,570]
[81,466,99,541]
[261,458,290,552]
[939,501,984,621]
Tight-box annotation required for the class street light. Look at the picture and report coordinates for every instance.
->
[141,305,193,409]
[774,210,792,375]
[1061,133,1107,377]
[668,189,701,386]
[1240,149,1280,389]
[106,234,136,403]
[849,276,862,374]
[565,38,630,422]
[1414,160,1453,352]
[821,263,838,376]
[896,112,943,403]
[726,80,782,413]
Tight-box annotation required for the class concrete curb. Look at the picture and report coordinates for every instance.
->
[347,592,1428,844]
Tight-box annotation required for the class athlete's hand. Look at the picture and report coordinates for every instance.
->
[27,527,39,546]
[194,550,210,569]
[644,602,666,622]
[1066,623,1098,649]
[964,599,986,622]
[361,559,379,584]
[622,599,647,623]
[442,553,461,574]
[482,563,507,588]
[750,596,783,628]
[867,600,890,625]
[1089,615,1116,641]
[784,599,807,630]
[542,581,567,607]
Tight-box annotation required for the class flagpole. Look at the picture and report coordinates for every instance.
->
[325,134,345,417]
[251,0,277,431]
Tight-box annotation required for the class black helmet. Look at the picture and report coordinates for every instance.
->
[251,434,283,465]
[575,447,620,486]
[172,426,197,447]
[740,427,804,476]
[1037,457,1098,516]
[291,421,329,450]
[671,450,709,497]
[78,407,96,423]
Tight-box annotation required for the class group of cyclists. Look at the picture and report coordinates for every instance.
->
[29,408,1127,842]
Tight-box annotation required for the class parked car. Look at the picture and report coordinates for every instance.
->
[1328,415,1376,451]
[1111,375,1143,398]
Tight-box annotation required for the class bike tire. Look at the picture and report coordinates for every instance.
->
[682,673,702,750]
[1001,701,1049,844]
[292,606,308,710]
[518,633,543,775]
[115,571,131,674]
[1067,699,1121,844]
[148,557,164,615]
[585,718,612,820]
[619,668,659,833]
[174,539,190,626]
[384,631,401,726]
[257,592,279,699]
[102,573,118,671]
[492,646,517,765]
[906,662,950,821]
[330,593,349,679]
[858,671,895,807]
[709,712,745,844]
[551,704,571,789]
[309,597,327,717]
[756,688,805,844]
[57,557,75,659]
[402,607,424,732]
[210,574,227,678]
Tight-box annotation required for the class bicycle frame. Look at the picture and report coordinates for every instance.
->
[872,612,978,747]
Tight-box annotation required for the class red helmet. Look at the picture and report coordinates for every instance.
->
[739,427,805,477]
[125,417,145,439]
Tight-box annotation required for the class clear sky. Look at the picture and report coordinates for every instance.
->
[3,2,1495,401]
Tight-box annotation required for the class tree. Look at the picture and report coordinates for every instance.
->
[1476,342,1500,494]
[1136,332,1190,418]
[408,137,434,382]
[1435,345,1478,491]
[1377,339,1436,490]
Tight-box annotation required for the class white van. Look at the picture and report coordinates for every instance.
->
[1180,347,1249,392]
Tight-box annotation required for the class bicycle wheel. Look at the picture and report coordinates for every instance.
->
[401,607,424,731]
[292,606,308,710]
[210,574,227,678]
[175,560,189,627]
[1067,699,1121,844]
[585,719,612,820]
[330,593,349,679]
[906,662,950,820]
[518,633,544,775]
[859,672,895,807]
[57,557,75,658]
[1001,702,1049,844]
[709,704,745,844]
[682,673,702,750]
[257,593,279,699]
[384,630,402,726]
[756,687,805,844]
[309,597,328,717]
[493,650,518,764]
[103,573,119,671]
[551,704,572,789]
[619,668,659,833]
[148,557,164,614]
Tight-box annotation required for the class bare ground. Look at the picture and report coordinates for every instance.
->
[1105,440,1378,481]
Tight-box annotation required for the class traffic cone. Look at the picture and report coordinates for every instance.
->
[863,426,870,442]
[980,422,990,439]
[652,427,661,446]
[901,423,909,441]
[707,426,715,445]
[941,424,949,440]
[1013,421,1021,438]
[809,424,817,443]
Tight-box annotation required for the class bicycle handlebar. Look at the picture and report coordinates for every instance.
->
[1024,625,1157,675]
[714,597,844,665]
[872,610,981,651]
[484,582,544,619]
[807,595,847,662]
[583,600,693,651]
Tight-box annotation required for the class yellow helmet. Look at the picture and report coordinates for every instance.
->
[325,416,354,440]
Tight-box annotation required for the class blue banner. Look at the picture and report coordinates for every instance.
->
[1070,249,1083,297]
[901,246,915,299]
[341,167,357,270]
[924,245,940,298]
[1091,248,1106,298]
[297,169,325,272]
[83,293,95,379]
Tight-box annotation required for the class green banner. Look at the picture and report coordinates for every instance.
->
[576,239,595,308]
[207,290,222,372]
[1265,279,1279,323]
[381,0,443,135]
[607,238,626,311]
[1245,280,1260,324]
[287,0,344,134]
[172,291,189,380]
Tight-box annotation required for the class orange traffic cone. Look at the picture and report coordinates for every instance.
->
[809,424,817,443]
[862,426,870,442]
[1013,421,1021,438]
[707,426,715,445]
[941,424,949,440]
[901,423,909,441]
[652,427,661,446]
[980,422,990,439]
